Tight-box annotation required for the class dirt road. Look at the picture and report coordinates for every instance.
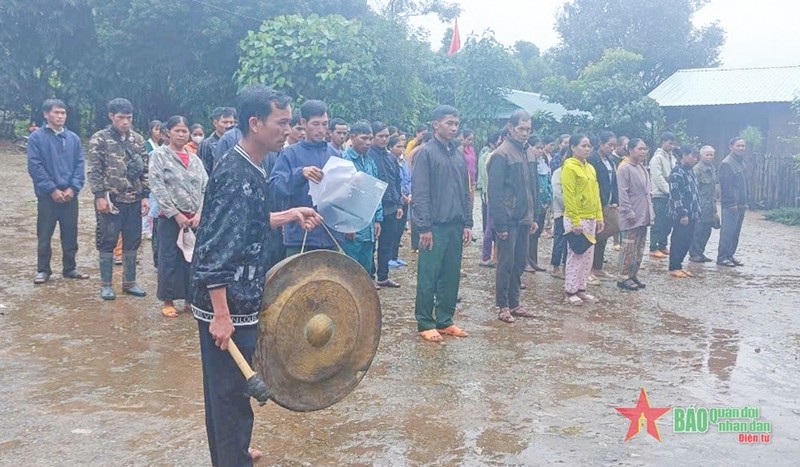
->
[1,149,798,465]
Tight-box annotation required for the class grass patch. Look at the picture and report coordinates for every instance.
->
[764,208,800,226]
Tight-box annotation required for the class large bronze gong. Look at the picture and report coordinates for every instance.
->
[255,250,381,412]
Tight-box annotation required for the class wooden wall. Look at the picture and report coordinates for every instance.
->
[664,103,799,208]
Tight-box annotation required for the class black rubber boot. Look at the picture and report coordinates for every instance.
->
[122,251,147,297]
[99,252,116,300]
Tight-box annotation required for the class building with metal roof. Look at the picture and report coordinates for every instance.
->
[497,89,589,121]
[648,65,800,107]
[649,65,800,208]
[648,65,798,155]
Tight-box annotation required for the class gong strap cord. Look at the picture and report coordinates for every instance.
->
[300,223,344,254]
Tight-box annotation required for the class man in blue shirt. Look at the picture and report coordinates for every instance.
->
[269,100,341,255]
[27,99,88,284]
[341,121,383,279]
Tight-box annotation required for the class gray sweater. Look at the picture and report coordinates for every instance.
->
[649,148,675,198]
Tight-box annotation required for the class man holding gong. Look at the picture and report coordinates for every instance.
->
[191,85,323,466]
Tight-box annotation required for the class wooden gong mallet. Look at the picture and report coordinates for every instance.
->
[226,339,271,406]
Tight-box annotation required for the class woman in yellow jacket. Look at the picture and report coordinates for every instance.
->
[561,134,605,305]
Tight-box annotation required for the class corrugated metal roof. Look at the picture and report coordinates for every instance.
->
[499,89,589,120]
[648,65,800,107]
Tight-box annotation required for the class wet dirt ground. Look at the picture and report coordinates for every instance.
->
[1,148,798,466]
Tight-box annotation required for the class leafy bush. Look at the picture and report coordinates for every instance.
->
[764,208,800,226]
[739,125,764,154]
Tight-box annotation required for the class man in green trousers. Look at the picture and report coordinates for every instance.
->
[411,105,473,343]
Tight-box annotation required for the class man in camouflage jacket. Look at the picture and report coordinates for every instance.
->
[87,98,150,300]
[689,145,720,262]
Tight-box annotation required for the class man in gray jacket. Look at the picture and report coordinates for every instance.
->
[648,132,676,259]
[717,137,748,267]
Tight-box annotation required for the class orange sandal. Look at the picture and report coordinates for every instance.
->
[161,305,178,318]
[419,329,443,342]
[438,325,469,337]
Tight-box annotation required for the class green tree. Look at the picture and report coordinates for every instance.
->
[541,48,664,139]
[237,14,432,127]
[1,0,374,135]
[375,0,460,22]
[548,0,725,90]
[451,32,525,129]
[513,40,553,92]
[0,0,96,132]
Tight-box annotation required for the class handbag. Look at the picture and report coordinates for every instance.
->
[598,205,620,238]
[566,231,595,254]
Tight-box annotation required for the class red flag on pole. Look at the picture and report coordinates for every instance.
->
[447,18,461,56]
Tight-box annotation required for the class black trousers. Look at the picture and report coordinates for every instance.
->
[392,204,408,260]
[377,211,403,281]
[528,210,546,267]
[650,197,671,252]
[198,320,258,467]
[95,200,142,253]
[689,220,714,259]
[37,196,79,274]
[156,217,191,301]
[496,224,529,308]
[669,219,695,271]
[550,216,567,267]
[592,235,610,270]
[481,198,488,235]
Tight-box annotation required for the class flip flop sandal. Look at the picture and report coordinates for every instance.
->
[681,269,695,277]
[576,291,599,303]
[63,270,89,279]
[419,329,443,342]
[161,306,178,318]
[565,294,584,306]
[33,274,49,284]
[498,309,516,323]
[438,325,469,337]
[377,279,401,288]
[511,306,537,318]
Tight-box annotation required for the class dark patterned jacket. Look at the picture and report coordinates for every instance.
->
[668,163,701,221]
[87,126,149,203]
[191,145,273,327]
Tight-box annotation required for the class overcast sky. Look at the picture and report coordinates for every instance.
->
[407,0,800,68]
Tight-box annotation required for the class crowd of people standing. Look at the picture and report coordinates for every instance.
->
[25,89,753,465]
[26,96,753,320]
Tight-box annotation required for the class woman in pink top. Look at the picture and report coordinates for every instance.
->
[462,129,478,207]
